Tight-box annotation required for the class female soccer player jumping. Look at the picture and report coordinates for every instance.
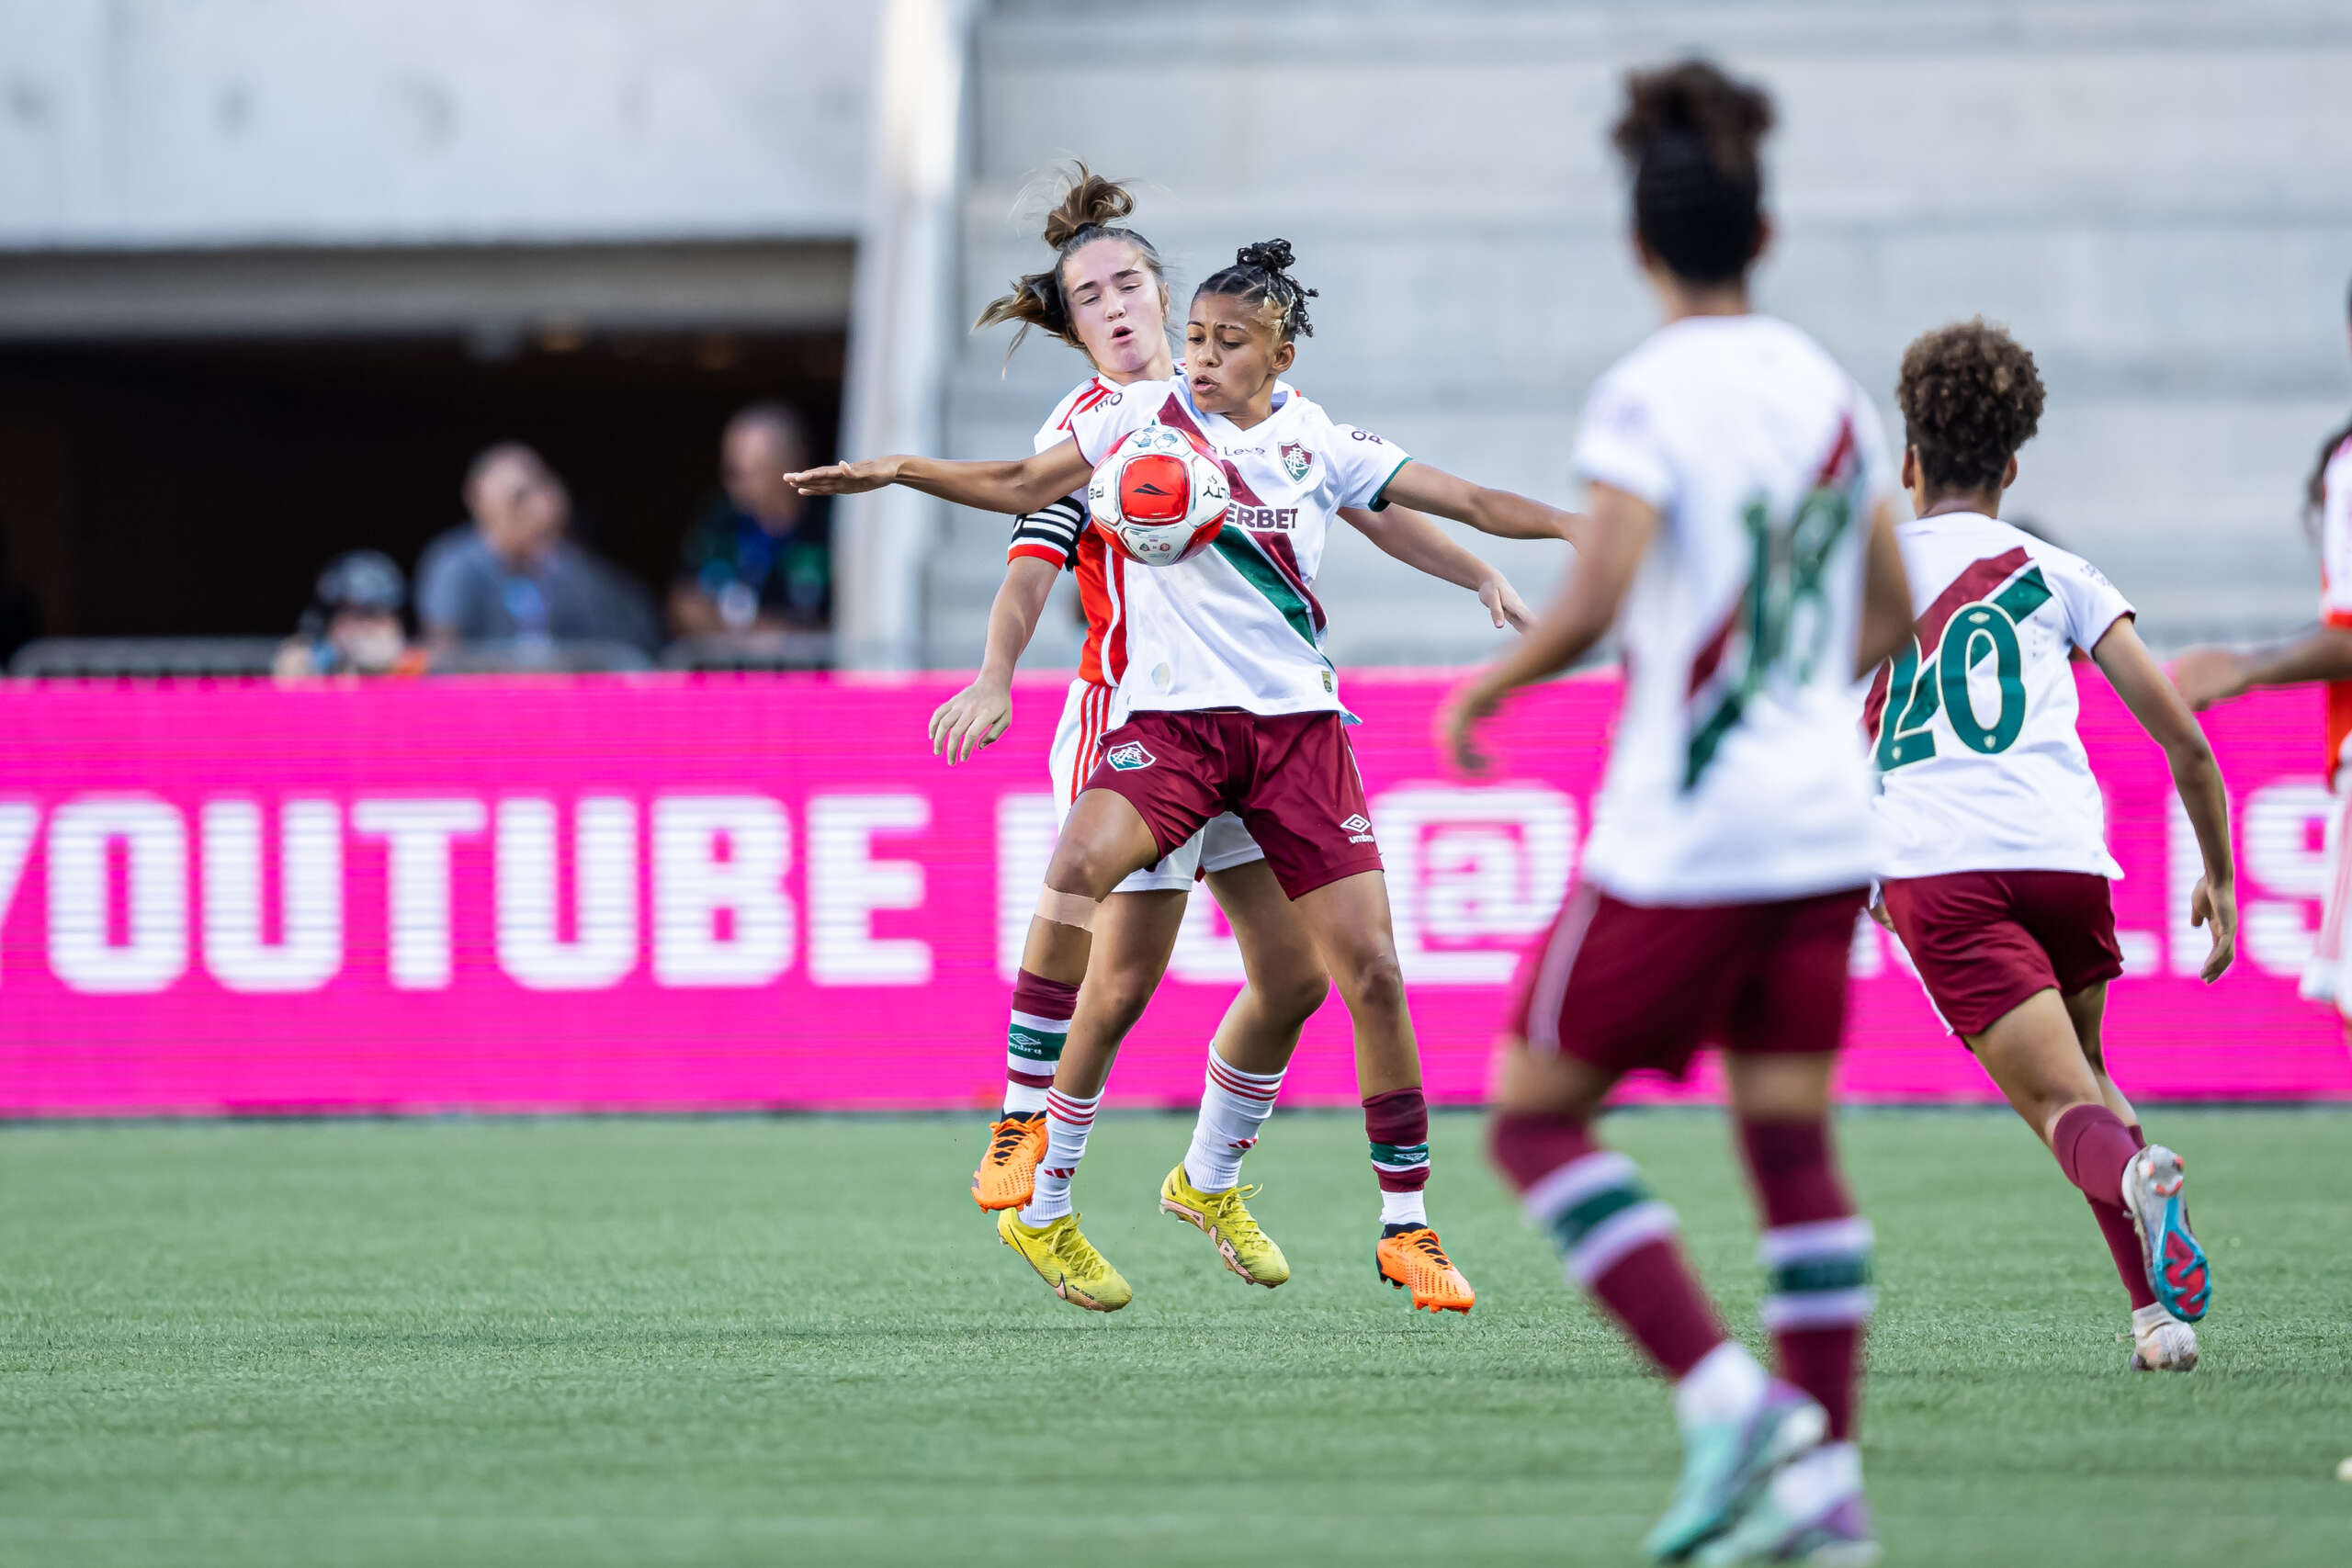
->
[934,169,1536,1309]
[794,240,1576,1316]
[1444,62,1912,1563]
[1869,320,2233,1373]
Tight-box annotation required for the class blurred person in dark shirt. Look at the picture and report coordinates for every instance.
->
[670,402,832,638]
[274,549,429,678]
[416,442,659,655]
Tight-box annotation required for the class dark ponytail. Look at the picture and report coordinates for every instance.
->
[1193,239,1318,343]
[1611,59,1774,286]
[2306,275,2352,530]
[974,163,1167,356]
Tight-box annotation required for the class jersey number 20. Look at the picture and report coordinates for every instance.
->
[1874,564,2052,772]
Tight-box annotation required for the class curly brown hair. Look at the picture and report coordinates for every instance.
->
[1896,318,2046,496]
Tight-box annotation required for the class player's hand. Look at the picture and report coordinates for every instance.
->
[1436,673,1505,776]
[1867,896,1894,932]
[786,457,900,496]
[2189,875,2237,983]
[929,680,1012,765]
[1479,574,1534,634]
[2166,646,2250,712]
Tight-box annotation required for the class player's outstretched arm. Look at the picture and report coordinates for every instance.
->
[1436,480,1657,774]
[2096,616,2237,982]
[2169,625,2352,710]
[929,554,1059,766]
[1340,503,1532,631]
[787,439,1093,518]
[1378,461,1583,545]
[1856,498,1915,677]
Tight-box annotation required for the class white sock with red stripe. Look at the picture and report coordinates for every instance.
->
[1182,1053,1285,1193]
[1019,1086,1101,1225]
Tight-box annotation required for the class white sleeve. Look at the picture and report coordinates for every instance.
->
[1569,370,1673,508]
[1848,394,1901,515]
[1066,385,1155,467]
[1326,423,1411,511]
[2044,546,2135,653]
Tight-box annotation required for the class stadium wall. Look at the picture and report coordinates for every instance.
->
[0,671,2344,1116]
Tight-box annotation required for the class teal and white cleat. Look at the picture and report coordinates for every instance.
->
[1693,1443,1878,1566]
[2121,1145,2210,1323]
[2130,1302,2199,1372]
[1644,1381,1827,1562]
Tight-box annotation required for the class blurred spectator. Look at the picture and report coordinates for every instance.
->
[274,549,429,678]
[0,529,39,668]
[670,402,832,638]
[415,442,660,655]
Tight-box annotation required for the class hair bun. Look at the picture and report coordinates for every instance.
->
[1234,239,1297,275]
[1041,163,1137,249]
[1612,59,1773,180]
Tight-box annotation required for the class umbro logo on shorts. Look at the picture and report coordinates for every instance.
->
[1106,741,1155,771]
[1340,813,1375,844]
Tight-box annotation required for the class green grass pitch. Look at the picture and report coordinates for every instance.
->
[1,1108,2347,1565]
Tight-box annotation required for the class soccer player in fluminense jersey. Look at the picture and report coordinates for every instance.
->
[933,165,1539,1312]
[791,241,1578,1317]
[1867,319,2233,1371]
[1442,61,1915,1563]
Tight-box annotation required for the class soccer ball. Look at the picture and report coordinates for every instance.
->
[1086,423,1231,567]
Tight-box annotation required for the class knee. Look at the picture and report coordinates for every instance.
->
[1334,946,1407,1016]
[1088,965,1158,1035]
[1045,837,1131,900]
[1260,968,1332,1029]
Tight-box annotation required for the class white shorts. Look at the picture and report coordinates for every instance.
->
[1049,678,1264,894]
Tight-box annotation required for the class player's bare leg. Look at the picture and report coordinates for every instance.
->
[1970,985,2209,1338]
[991,790,1160,1311]
[1290,870,1471,1310]
[1160,859,1329,1287]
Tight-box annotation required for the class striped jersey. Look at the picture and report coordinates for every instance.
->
[2319,435,2352,782]
[1865,513,2134,881]
[1005,375,1127,686]
[1571,313,1894,904]
[1065,377,1409,720]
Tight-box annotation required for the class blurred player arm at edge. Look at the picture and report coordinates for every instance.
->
[2168,623,2352,710]
[2091,615,2238,981]
[1436,478,1657,773]
[787,438,1094,518]
[1856,496,1913,676]
[929,553,1059,765]
[1342,501,1533,631]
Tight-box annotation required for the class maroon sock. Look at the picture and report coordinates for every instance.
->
[2079,1119,2155,1309]
[1491,1111,1725,1382]
[2126,1122,2146,1149]
[1363,1088,1431,1203]
[2051,1103,2140,1208]
[1006,969,1079,1099]
[1737,1119,1870,1442]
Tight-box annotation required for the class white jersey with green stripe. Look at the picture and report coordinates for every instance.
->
[1067,377,1407,720]
[1570,314,1894,905]
[1866,512,2134,882]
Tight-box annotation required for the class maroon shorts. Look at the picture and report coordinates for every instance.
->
[1081,708,1383,899]
[1879,868,2124,1037]
[1506,883,1870,1079]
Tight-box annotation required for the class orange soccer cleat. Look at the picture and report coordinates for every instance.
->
[1375,1225,1476,1314]
[972,1113,1047,1211]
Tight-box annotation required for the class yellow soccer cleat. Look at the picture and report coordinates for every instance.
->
[1376,1225,1476,1314]
[971,1113,1046,1211]
[996,1208,1133,1313]
[1159,1163,1290,1288]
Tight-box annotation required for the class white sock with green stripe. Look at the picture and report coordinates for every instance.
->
[1003,970,1077,1116]
[1364,1088,1431,1230]
[1523,1150,1680,1285]
[1758,1217,1877,1332]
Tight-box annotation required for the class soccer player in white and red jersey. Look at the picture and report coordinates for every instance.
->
[939,173,1535,1267]
[2173,276,2352,1010]
[1869,320,2234,1376]
[1442,62,1914,1563]
[794,236,1577,1316]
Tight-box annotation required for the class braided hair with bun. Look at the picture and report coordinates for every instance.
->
[1611,59,1775,286]
[1193,239,1318,344]
[975,164,1168,355]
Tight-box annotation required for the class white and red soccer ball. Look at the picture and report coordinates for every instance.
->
[1086,423,1231,567]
